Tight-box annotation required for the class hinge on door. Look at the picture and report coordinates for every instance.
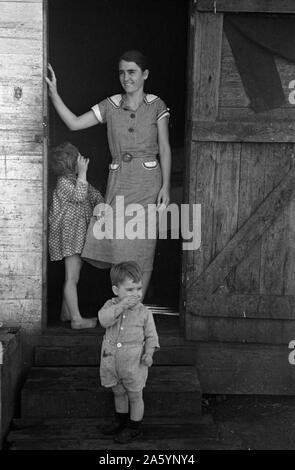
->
[42,116,49,138]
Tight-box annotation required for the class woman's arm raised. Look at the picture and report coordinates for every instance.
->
[45,64,98,131]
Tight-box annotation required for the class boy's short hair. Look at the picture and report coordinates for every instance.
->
[110,261,143,287]
[50,142,79,176]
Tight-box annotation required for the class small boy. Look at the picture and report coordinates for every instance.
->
[98,261,159,444]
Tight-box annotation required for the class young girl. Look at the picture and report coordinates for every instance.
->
[49,142,104,329]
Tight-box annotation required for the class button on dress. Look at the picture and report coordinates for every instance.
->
[81,94,170,273]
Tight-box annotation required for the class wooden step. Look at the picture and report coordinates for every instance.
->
[34,315,197,366]
[21,366,202,418]
[35,332,191,348]
[45,313,181,337]
[34,343,196,366]
[7,436,238,450]
[6,415,242,450]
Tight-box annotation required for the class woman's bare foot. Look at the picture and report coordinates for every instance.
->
[71,317,97,329]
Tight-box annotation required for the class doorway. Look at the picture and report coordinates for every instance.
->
[47,0,189,325]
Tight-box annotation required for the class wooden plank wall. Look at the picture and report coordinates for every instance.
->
[219,35,295,122]
[193,36,295,141]
[185,11,295,349]
[180,4,295,393]
[0,0,44,333]
[184,11,224,294]
[187,28,295,309]
[197,0,295,14]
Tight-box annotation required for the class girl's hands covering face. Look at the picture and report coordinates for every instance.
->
[77,154,89,178]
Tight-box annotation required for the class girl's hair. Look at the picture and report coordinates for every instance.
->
[50,142,79,176]
[110,261,143,287]
[118,50,149,72]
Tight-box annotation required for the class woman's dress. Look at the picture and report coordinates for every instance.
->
[81,93,170,273]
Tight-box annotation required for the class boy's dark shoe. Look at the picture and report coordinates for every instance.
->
[113,426,142,444]
[101,420,124,436]
[101,412,128,436]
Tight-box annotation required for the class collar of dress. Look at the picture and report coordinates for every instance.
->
[107,93,159,109]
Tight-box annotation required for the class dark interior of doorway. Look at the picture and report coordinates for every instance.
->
[47,0,189,324]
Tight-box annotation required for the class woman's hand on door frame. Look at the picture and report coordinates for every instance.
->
[45,63,58,97]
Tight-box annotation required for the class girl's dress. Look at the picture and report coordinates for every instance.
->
[81,93,170,273]
[49,175,103,261]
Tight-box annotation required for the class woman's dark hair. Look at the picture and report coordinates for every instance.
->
[118,50,149,72]
[50,142,79,176]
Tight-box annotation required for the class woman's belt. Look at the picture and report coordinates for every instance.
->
[120,153,158,162]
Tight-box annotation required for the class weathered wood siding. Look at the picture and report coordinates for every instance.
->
[0,0,45,333]
[197,0,295,14]
[184,6,295,392]
[0,327,22,448]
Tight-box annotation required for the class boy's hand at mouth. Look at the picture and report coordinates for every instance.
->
[120,295,140,310]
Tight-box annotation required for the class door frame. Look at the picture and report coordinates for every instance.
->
[42,0,49,331]
[42,0,190,331]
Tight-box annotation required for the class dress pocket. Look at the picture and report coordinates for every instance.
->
[142,160,159,170]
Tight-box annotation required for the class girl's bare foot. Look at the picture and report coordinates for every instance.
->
[60,300,71,322]
[71,317,97,329]
[60,311,71,322]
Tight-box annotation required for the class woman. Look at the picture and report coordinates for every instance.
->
[46,50,171,298]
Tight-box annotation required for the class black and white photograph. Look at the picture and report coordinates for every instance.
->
[1,0,295,456]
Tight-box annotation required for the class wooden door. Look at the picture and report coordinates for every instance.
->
[183,1,295,349]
